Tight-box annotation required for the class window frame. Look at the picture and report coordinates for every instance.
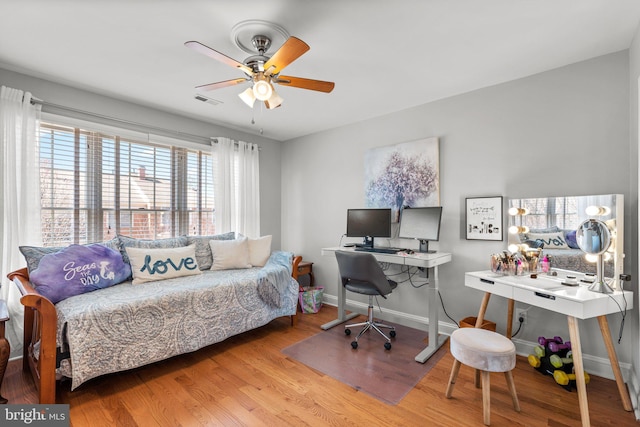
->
[38,114,215,246]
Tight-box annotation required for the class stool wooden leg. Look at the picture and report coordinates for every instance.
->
[481,370,491,425]
[445,359,461,398]
[504,370,520,412]
[474,293,492,389]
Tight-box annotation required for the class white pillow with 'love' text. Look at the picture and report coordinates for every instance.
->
[126,244,202,284]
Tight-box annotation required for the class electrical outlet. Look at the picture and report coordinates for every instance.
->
[517,311,527,324]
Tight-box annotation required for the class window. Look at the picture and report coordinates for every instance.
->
[511,197,579,230]
[39,121,215,246]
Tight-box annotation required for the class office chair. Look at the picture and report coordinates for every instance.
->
[335,251,398,350]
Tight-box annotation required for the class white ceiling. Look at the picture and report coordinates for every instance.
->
[1,0,640,141]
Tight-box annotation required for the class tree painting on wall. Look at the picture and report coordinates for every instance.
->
[364,137,439,220]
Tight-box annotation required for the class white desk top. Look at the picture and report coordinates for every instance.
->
[322,246,452,268]
[465,270,633,319]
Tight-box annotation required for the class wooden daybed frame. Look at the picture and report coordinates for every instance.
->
[8,257,303,404]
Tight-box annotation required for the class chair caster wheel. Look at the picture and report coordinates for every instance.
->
[351,341,358,349]
[390,330,396,338]
[345,329,351,336]
[384,342,392,350]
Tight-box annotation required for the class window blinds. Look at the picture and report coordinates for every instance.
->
[38,121,215,246]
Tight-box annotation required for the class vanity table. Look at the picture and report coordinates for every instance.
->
[465,270,633,427]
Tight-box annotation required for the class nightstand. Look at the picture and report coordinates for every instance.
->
[0,299,9,404]
[296,261,314,287]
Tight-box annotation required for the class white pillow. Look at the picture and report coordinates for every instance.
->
[126,244,202,284]
[248,235,272,267]
[209,237,252,270]
[525,231,569,249]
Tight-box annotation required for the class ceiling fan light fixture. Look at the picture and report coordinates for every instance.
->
[253,78,273,101]
[238,87,256,107]
[265,90,283,109]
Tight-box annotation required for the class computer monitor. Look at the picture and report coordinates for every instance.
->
[346,208,392,248]
[399,206,443,253]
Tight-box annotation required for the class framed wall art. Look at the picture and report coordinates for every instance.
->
[465,196,503,241]
[364,137,439,221]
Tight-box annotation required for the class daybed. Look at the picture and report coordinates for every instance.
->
[8,234,301,404]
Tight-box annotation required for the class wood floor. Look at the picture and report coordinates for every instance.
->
[2,305,638,426]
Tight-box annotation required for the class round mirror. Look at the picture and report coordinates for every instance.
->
[575,219,611,255]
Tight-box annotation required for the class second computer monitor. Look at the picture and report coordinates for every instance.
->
[399,206,443,253]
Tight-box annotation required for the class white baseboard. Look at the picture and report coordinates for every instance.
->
[321,295,635,389]
[628,363,640,419]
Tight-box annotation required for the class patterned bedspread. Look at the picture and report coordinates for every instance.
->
[54,251,298,390]
[544,249,614,277]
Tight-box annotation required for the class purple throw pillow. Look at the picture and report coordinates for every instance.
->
[565,230,579,249]
[30,244,131,304]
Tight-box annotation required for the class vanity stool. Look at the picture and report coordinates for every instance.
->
[445,328,520,425]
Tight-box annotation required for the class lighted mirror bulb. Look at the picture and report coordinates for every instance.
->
[508,225,529,234]
[585,253,599,263]
[253,80,273,101]
[508,207,529,216]
[603,252,613,261]
[585,205,611,216]
[508,244,520,253]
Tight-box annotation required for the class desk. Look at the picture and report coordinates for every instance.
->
[466,270,633,427]
[322,247,452,363]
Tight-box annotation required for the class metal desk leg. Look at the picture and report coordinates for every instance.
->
[567,316,590,427]
[597,315,633,411]
[415,266,447,363]
[321,275,358,330]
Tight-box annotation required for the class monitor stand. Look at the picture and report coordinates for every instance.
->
[362,236,374,248]
[419,239,437,254]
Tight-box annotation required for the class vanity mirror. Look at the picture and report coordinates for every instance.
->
[507,194,624,286]
[576,218,614,293]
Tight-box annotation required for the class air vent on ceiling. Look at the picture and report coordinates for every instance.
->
[194,94,222,106]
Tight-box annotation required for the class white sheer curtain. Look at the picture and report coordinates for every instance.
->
[212,137,260,237]
[0,86,42,358]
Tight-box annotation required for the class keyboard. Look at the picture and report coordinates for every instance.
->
[355,247,402,254]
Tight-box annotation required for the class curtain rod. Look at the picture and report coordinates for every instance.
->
[31,98,213,144]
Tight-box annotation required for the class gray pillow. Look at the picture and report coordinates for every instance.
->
[20,237,121,273]
[117,235,189,265]
[186,232,237,270]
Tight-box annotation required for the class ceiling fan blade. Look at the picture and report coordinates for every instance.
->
[264,37,310,75]
[196,78,249,91]
[275,75,335,93]
[185,41,253,75]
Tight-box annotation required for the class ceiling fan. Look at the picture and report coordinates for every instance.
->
[185,34,335,109]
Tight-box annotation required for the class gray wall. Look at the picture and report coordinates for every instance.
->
[282,51,637,378]
[0,68,284,249]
